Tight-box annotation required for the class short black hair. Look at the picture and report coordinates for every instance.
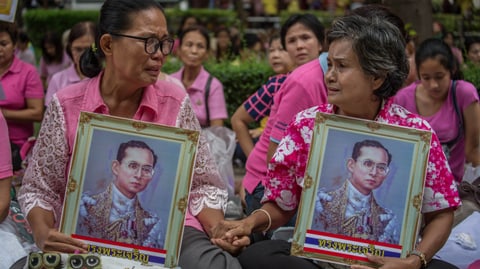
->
[116,140,158,167]
[351,139,392,165]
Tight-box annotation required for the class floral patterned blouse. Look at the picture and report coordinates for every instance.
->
[263,98,461,213]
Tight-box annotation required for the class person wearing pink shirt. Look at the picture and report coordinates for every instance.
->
[214,14,460,269]
[39,31,72,88]
[0,22,44,150]
[44,21,96,106]
[241,14,325,226]
[395,38,480,184]
[0,112,12,225]
[17,1,244,269]
[170,25,228,128]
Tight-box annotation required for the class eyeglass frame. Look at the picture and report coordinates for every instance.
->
[356,158,390,176]
[109,32,174,56]
[122,160,155,178]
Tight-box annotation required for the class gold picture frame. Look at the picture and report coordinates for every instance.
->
[291,112,431,267]
[60,112,199,268]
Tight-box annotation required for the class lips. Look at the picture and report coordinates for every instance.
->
[145,66,161,76]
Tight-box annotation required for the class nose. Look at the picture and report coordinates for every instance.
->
[133,167,143,178]
[150,46,164,60]
[325,66,335,83]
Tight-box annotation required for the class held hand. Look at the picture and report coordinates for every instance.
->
[210,219,244,239]
[210,219,253,246]
[34,227,88,253]
[350,254,420,269]
[211,235,250,256]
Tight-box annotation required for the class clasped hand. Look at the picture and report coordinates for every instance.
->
[210,219,252,256]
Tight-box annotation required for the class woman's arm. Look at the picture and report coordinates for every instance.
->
[463,101,480,166]
[231,106,256,157]
[0,177,12,223]
[417,208,455,262]
[2,98,44,122]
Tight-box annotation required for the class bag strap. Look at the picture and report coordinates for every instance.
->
[445,80,463,147]
[203,75,213,128]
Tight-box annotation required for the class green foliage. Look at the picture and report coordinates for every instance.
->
[166,8,238,35]
[22,8,238,48]
[206,60,275,121]
[23,9,99,47]
[463,63,480,91]
[163,58,275,124]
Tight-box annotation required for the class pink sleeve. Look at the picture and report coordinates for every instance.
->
[24,65,44,99]
[206,78,228,120]
[456,80,479,111]
[0,112,12,179]
[264,107,319,210]
[45,75,61,105]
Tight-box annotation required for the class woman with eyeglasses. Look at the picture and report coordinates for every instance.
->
[171,25,228,128]
[44,21,97,106]
[18,1,244,268]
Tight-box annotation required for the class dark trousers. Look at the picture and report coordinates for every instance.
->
[238,240,459,269]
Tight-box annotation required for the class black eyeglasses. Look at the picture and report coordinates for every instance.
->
[110,33,174,56]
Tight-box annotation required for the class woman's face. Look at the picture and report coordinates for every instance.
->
[325,39,379,114]
[108,8,168,86]
[467,42,480,65]
[182,17,198,32]
[268,38,294,74]
[179,30,208,68]
[216,30,230,51]
[44,42,56,56]
[284,22,322,66]
[0,32,15,68]
[71,34,95,68]
[418,57,451,100]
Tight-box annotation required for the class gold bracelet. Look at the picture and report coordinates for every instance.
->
[408,249,427,269]
[251,208,271,233]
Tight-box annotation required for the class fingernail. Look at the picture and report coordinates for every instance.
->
[74,249,81,254]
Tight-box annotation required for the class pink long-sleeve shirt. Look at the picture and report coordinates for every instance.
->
[18,73,227,233]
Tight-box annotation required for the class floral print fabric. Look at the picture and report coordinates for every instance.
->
[263,99,461,213]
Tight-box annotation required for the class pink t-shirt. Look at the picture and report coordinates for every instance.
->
[45,64,84,106]
[171,66,227,127]
[18,74,227,233]
[264,99,460,213]
[0,112,13,179]
[0,56,44,147]
[243,59,327,193]
[39,51,72,85]
[394,80,479,182]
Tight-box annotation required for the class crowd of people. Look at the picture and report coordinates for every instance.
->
[0,0,479,268]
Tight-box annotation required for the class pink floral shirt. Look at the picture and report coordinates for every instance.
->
[264,99,460,213]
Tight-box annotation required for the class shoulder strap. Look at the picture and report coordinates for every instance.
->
[446,80,463,147]
[204,75,213,128]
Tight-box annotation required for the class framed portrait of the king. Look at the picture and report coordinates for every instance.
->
[60,112,199,268]
[291,112,432,267]
[0,0,18,22]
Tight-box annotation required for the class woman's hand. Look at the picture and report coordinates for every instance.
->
[34,227,88,253]
[28,207,88,253]
[350,254,421,269]
[211,219,253,247]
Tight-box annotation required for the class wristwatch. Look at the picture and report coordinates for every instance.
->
[408,249,428,269]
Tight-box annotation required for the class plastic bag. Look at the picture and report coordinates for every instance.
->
[203,126,236,196]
